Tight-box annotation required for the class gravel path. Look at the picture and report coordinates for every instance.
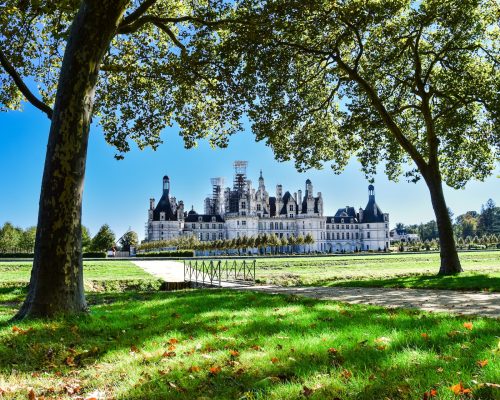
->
[132,260,499,317]
[236,285,500,318]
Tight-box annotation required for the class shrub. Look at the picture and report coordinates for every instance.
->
[136,250,194,258]
[82,252,107,258]
[0,253,33,258]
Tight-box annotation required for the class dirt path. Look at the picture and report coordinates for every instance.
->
[235,285,500,318]
[132,260,185,282]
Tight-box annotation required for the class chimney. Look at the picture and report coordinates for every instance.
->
[150,198,155,210]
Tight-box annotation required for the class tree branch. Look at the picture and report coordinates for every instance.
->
[119,0,157,32]
[0,47,53,119]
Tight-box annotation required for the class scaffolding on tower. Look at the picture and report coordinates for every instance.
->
[211,177,225,215]
[230,161,248,213]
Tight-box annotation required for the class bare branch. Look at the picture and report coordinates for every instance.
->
[0,47,53,119]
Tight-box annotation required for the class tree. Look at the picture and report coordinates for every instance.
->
[120,230,138,252]
[229,0,499,274]
[0,222,22,252]
[81,226,92,252]
[1,1,250,318]
[91,224,116,253]
[18,226,37,253]
[477,199,500,236]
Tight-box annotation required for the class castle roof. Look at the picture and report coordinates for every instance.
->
[153,192,176,221]
[362,195,385,223]
[185,214,225,223]
[326,206,358,223]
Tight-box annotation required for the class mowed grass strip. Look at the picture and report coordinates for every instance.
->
[0,261,162,294]
[0,289,498,399]
[0,261,153,283]
[254,251,500,290]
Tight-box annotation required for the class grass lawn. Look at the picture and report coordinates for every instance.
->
[254,251,500,291]
[0,288,498,399]
[0,261,162,293]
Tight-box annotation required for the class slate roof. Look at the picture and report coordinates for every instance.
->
[326,207,359,224]
[362,195,386,223]
[185,214,225,223]
[269,197,276,217]
[153,191,177,221]
[279,191,295,215]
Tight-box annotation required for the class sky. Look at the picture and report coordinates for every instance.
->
[0,104,498,241]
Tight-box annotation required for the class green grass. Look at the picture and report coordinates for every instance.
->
[253,251,500,291]
[0,288,498,399]
[0,261,162,293]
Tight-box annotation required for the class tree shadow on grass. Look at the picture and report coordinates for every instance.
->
[0,289,498,399]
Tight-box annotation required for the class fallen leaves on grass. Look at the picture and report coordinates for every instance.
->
[209,366,221,375]
[168,338,178,345]
[463,322,473,330]
[162,351,176,358]
[340,369,352,381]
[229,350,239,357]
[450,382,472,395]
[423,388,437,399]
[12,326,33,335]
[130,345,139,353]
[270,357,279,364]
[421,333,429,340]
[476,359,488,368]
[187,365,200,373]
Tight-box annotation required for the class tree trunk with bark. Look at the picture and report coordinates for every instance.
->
[423,170,463,275]
[15,1,129,320]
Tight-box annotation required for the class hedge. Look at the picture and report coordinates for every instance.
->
[136,250,194,258]
[0,253,34,258]
[82,252,107,258]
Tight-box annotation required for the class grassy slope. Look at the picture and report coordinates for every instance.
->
[254,251,500,290]
[0,289,499,400]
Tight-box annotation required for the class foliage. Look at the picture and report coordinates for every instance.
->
[119,230,139,251]
[0,289,498,399]
[0,222,22,252]
[91,224,116,252]
[82,226,92,252]
[82,252,107,259]
[136,250,194,258]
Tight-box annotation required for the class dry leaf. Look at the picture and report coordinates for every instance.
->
[450,382,471,395]
[209,366,221,375]
[270,357,279,364]
[463,322,473,330]
[188,365,201,373]
[168,338,178,345]
[421,333,429,340]
[476,359,488,368]
[229,350,239,357]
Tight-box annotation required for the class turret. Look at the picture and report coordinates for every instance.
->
[276,184,283,198]
[149,198,155,210]
[177,200,185,220]
[163,175,170,195]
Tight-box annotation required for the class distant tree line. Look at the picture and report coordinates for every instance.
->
[394,199,500,248]
[0,222,138,254]
[138,233,316,255]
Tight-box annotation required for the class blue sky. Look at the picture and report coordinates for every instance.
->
[0,104,498,240]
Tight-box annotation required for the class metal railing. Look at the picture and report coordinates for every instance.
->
[184,259,256,287]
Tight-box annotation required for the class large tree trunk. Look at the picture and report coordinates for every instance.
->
[423,171,463,275]
[15,1,128,319]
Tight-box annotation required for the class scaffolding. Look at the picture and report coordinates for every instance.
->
[229,161,248,213]
[211,177,225,215]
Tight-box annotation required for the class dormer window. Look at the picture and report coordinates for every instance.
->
[212,216,216,222]
[198,216,202,222]
[160,212,165,221]
[341,218,344,223]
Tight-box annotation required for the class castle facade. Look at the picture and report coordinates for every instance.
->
[146,161,390,252]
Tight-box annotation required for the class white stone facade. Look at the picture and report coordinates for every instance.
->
[146,161,390,252]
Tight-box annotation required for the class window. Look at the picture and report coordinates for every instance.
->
[160,224,163,228]
[219,233,223,239]
[237,220,240,226]
[386,232,388,238]
[212,233,216,240]
[205,223,209,229]
[205,233,209,240]
[289,214,293,218]
[367,232,371,239]
[356,232,359,239]
[198,233,202,240]
[241,211,246,216]
[336,233,339,239]
[289,205,294,211]
[212,217,216,222]
[241,202,246,209]
[257,204,261,211]
[219,224,223,229]
[242,220,246,226]
[279,222,283,230]
[385,223,388,228]
[212,223,216,229]
[336,224,339,229]
[367,224,370,229]
[342,233,344,239]
[327,233,330,240]
[346,232,349,239]
[198,216,202,222]
[191,223,195,229]
[341,218,344,223]
[275,222,279,229]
